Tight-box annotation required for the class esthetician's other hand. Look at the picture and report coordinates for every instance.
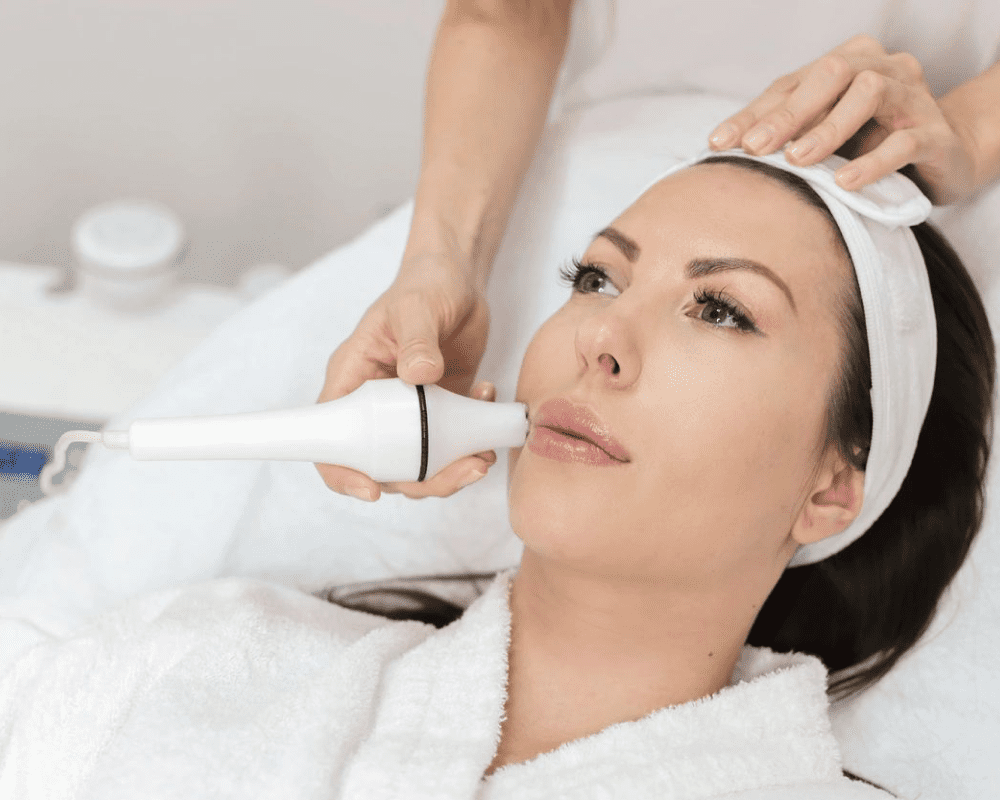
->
[314,254,495,502]
[707,35,985,204]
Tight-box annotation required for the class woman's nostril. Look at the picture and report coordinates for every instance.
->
[598,353,620,375]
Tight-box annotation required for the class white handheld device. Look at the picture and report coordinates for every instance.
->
[40,379,529,495]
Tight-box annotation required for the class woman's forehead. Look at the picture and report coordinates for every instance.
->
[607,163,850,279]
[631,162,828,222]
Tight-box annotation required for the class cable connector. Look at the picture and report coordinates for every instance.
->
[38,430,129,497]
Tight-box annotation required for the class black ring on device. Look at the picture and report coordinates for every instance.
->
[416,384,429,482]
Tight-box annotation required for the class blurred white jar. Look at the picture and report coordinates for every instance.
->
[72,200,185,312]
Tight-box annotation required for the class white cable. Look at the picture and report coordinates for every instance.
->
[39,430,129,497]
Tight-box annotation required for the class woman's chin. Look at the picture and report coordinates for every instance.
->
[508,453,607,564]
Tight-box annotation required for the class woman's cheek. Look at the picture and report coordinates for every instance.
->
[514,314,568,404]
[507,445,522,489]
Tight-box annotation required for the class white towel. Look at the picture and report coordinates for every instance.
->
[0,571,891,799]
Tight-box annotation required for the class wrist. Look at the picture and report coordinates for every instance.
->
[402,211,493,291]
[939,82,1000,197]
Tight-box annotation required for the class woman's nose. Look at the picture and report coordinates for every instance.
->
[574,306,641,388]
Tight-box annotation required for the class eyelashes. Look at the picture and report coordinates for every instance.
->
[691,287,758,334]
[559,258,760,335]
[558,258,618,296]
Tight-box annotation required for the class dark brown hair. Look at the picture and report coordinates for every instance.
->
[704,155,994,701]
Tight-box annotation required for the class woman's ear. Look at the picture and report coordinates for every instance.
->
[790,447,865,547]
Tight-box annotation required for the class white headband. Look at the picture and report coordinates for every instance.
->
[643,148,936,567]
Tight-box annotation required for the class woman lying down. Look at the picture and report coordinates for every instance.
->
[0,149,993,799]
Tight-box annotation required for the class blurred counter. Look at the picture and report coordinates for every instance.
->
[0,261,249,421]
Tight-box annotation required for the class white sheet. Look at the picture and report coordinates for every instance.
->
[1,93,999,799]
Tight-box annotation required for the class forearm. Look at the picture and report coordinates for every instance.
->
[938,60,1000,197]
[403,0,572,290]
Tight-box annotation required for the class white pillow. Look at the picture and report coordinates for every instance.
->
[1,92,997,799]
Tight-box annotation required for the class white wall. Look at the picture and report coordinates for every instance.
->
[0,0,443,285]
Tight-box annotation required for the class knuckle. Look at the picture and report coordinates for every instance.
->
[818,53,852,82]
[846,33,883,53]
[331,481,354,496]
[398,485,425,499]
[813,117,842,144]
[772,106,799,130]
[399,334,435,353]
[728,110,757,131]
[892,51,924,82]
[768,73,799,94]
[855,69,887,95]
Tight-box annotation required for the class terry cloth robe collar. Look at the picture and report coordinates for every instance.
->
[339,569,846,800]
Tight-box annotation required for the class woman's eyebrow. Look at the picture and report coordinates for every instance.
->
[686,258,797,314]
[594,227,640,262]
[594,226,797,314]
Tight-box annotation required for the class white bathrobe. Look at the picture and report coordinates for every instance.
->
[0,570,892,799]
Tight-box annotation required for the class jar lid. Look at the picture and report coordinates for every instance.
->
[72,201,184,274]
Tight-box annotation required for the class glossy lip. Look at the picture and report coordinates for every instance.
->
[531,398,631,463]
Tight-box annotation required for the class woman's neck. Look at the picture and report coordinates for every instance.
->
[485,550,766,775]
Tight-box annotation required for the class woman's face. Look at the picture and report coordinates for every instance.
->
[508,163,855,588]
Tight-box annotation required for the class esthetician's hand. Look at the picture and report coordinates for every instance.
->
[314,254,495,501]
[707,35,980,204]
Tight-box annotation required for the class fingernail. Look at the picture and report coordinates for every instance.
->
[837,166,862,188]
[744,126,774,152]
[344,481,375,502]
[787,136,818,161]
[406,357,435,373]
[709,123,738,149]
[457,468,487,489]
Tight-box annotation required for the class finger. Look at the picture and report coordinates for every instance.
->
[887,51,927,86]
[709,72,801,150]
[833,39,924,86]
[382,453,493,499]
[314,462,382,502]
[472,380,496,402]
[741,54,856,156]
[837,33,887,59]
[319,348,394,403]
[319,312,399,402]
[834,127,925,190]
[785,69,902,165]
[390,298,446,386]
[381,381,498,497]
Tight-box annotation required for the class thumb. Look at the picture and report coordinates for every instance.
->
[393,304,446,386]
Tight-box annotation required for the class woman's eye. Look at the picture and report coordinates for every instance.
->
[558,259,621,297]
[578,270,610,293]
[694,288,758,334]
